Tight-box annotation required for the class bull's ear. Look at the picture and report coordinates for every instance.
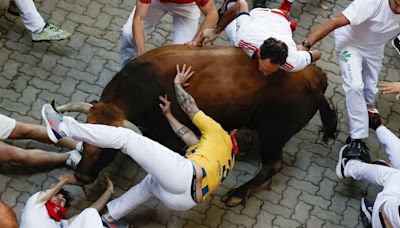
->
[122,120,143,135]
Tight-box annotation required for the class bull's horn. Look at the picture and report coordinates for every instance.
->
[122,120,143,135]
[56,102,93,114]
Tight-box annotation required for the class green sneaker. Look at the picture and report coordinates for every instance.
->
[32,22,72,42]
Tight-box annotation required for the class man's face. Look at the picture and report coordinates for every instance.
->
[50,193,66,207]
[258,58,280,77]
[389,0,400,14]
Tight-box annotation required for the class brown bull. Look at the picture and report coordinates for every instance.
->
[61,45,337,206]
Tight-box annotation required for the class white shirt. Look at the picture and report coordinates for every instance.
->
[20,192,67,228]
[238,8,311,72]
[335,0,400,56]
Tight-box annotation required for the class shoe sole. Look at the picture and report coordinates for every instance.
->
[336,145,347,179]
[392,39,400,56]
[41,105,59,144]
[32,37,72,42]
[360,197,372,222]
[32,34,72,42]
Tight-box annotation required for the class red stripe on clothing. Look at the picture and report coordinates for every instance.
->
[139,0,152,4]
[283,63,293,70]
[239,40,258,51]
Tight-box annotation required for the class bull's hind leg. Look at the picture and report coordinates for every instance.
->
[222,155,283,207]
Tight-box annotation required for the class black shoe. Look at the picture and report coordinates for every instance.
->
[392,37,400,56]
[217,0,236,23]
[345,139,371,163]
[360,197,373,228]
[368,108,382,130]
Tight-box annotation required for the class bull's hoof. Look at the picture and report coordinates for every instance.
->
[221,190,246,207]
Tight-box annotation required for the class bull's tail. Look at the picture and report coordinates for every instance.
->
[306,65,338,143]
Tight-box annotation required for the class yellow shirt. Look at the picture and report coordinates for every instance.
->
[186,111,235,201]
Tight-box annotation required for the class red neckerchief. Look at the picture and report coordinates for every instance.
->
[45,200,68,222]
[270,9,297,31]
[230,132,239,156]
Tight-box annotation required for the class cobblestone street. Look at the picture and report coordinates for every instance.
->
[0,0,399,227]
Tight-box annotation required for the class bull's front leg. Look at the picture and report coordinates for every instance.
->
[222,158,283,207]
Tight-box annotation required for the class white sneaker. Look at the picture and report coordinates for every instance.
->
[75,141,83,152]
[66,150,82,169]
[32,22,71,42]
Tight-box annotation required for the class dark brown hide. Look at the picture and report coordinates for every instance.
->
[0,200,18,228]
[76,45,337,205]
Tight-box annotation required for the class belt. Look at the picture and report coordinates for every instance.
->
[190,161,203,203]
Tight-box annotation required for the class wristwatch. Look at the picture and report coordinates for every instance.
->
[301,40,311,49]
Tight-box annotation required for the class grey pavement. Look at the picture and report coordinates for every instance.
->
[0,0,400,227]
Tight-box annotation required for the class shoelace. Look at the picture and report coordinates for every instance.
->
[46,22,61,32]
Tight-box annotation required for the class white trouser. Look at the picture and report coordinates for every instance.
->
[13,0,45,33]
[225,14,249,47]
[60,117,196,220]
[120,0,200,67]
[0,114,16,139]
[345,126,400,227]
[67,208,103,228]
[337,47,382,139]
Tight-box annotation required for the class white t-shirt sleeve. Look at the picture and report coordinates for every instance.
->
[280,50,312,72]
[342,0,380,25]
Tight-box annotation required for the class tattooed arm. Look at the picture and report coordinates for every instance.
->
[173,64,200,120]
[159,94,199,147]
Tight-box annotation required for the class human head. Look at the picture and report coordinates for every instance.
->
[389,0,400,14]
[49,189,71,208]
[258,38,288,76]
[45,189,71,221]
[231,129,258,156]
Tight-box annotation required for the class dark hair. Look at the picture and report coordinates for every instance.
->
[259,37,288,65]
[58,189,72,208]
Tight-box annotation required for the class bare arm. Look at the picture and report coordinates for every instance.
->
[302,13,350,50]
[187,0,218,46]
[201,0,248,46]
[133,1,151,56]
[173,64,200,120]
[159,95,199,146]
[68,177,114,223]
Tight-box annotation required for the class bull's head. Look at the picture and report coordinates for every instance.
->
[56,102,142,184]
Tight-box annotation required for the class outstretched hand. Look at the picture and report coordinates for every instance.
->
[58,173,82,186]
[200,28,219,46]
[379,81,400,100]
[159,95,172,117]
[174,64,194,87]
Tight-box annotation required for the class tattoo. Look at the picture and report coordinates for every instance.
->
[175,126,190,138]
[174,83,199,118]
